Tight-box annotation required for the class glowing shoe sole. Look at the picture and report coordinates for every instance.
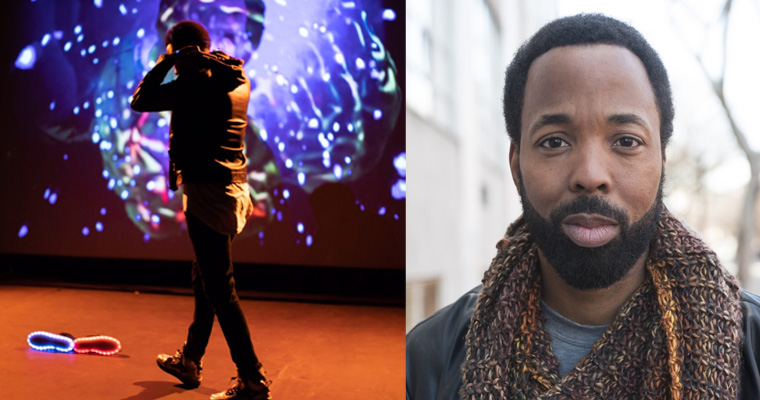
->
[27,331,74,353]
[73,335,122,355]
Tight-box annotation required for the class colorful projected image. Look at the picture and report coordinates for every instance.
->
[3,0,405,268]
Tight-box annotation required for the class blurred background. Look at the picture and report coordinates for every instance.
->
[406,0,760,331]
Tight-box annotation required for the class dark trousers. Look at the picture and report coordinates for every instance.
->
[183,213,261,379]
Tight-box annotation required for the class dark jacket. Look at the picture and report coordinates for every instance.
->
[130,50,250,190]
[406,285,760,400]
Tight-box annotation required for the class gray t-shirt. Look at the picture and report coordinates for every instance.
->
[541,300,608,377]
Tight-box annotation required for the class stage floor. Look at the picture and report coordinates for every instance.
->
[0,284,404,399]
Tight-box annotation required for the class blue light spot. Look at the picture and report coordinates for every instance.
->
[18,225,29,238]
[308,118,319,129]
[101,40,109,48]
[82,227,90,236]
[283,189,290,199]
[382,9,397,21]
[100,207,107,215]
[393,152,406,177]
[107,90,114,98]
[297,172,306,186]
[95,222,104,232]
[151,215,160,224]
[80,49,86,57]
[378,207,387,216]
[83,101,90,109]
[74,25,82,34]
[133,164,141,175]
[285,159,293,168]
[93,58,99,65]
[391,179,406,199]
[73,106,80,115]
[137,28,145,38]
[44,189,50,199]
[345,156,352,164]
[53,31,63,39]
[63,154,68,161]
[119,4,127,15]
[355,58,366,70]
[88,44,96,54]
[306,235,313,246]
[298,27,309,38]
[49,101,56,110]
[277,211,283,221]
[108,178,116,189]
[93,0,102,7]
[120,189,129,200]
[347,123,354,132]
[63,41,72,52]
[49,193,58,205]
[373,109,383,120]
[112,37,120,46]
[101,169,109,179]
[77,34,84,43]
[333,165,343,180]
[259,128,268,141]
[143,233,150,242]
[41,33,51,46]
[297,223,304,233]
[258,231,264,239]
[278,142,285,152]
[332,122,340,132]
[15,45,36,70]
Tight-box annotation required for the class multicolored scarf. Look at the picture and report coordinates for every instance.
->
[460,211,743,399]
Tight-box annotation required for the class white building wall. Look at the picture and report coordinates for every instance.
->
[406,0,558,332]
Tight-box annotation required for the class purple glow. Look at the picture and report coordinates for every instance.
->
[15,45,36,70]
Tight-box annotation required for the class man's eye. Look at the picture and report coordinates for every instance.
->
[540,137,568,149]
[614,137,640,148]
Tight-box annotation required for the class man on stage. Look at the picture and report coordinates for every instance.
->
[131,20,271,400]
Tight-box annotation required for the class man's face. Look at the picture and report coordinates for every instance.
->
[510,44,664,289]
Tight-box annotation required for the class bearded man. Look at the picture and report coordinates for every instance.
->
[406,14,760,400]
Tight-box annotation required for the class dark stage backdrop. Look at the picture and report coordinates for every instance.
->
[0,0,405,270]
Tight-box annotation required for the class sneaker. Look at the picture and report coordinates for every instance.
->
[156,347,202,388]
[209,376,272,400]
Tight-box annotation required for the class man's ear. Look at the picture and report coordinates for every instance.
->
[509,142,521,188]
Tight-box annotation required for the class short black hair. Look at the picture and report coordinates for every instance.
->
[504,13,673,149]
[164,20,211,52]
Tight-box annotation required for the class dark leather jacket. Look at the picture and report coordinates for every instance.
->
[406,285,760,400]
[130,50,250,190]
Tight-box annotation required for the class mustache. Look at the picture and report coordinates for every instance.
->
[549,196,629,227]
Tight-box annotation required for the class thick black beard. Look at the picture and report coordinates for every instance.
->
[519,177,663,290]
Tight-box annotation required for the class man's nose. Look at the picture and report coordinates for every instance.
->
[568,144,612,194]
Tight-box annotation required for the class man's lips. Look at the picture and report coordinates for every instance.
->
[561,213,620,248]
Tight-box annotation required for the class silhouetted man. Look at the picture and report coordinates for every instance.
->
[131,20,271,400]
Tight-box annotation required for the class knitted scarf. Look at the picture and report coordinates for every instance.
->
[460,211,743,399]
